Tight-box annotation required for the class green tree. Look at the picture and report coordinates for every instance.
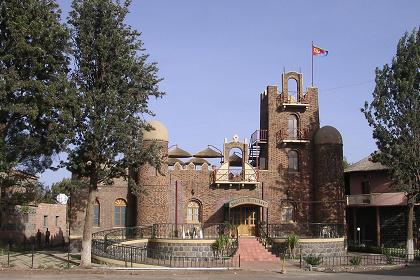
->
[362,28,419,260]
[68,0,164,267]
[0,0,71,203]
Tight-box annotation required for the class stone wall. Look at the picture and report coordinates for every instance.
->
[272,238,346,257]
[147,239,216,258]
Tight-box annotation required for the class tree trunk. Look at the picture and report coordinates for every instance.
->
[406,201,414,261]
[80,184,97,268]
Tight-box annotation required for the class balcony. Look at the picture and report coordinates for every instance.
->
[250,129,268,145]
[276,129,310,145]
[346,192,407,206]
[212,168,259,187]
[277,92,309,111]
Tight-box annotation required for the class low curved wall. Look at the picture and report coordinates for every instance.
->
[147,239,216,258]
[272,237,346,257]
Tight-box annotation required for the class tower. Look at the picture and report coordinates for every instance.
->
[136,120,170,225]
[251,71,320,224]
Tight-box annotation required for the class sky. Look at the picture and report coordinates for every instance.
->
[40,0,420,187]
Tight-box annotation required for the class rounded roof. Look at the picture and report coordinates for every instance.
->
[143,120,168,142]
[314,126,342,145]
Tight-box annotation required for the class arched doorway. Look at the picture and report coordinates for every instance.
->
[226,197,268,236]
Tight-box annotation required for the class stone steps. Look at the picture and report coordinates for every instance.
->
[234,237,279,262]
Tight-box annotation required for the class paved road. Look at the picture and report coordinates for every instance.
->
[0,266,419,280]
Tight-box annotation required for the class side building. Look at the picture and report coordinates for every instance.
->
[345,156,420,248]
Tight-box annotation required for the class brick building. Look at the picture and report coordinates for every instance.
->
[345,156,420,248]
[0,203,67,246]
[71,71,345,240]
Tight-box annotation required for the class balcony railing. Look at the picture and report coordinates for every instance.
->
[212,168,259,184]
[346,192,407,206]
[250,129,268,145]
[276,93,310,110]
[276,129,309,144]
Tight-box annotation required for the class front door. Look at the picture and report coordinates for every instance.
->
[231,205,258,236]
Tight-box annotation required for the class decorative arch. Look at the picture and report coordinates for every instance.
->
[186,199,202,224]
[282,71,304,102]
[114,198,127,227]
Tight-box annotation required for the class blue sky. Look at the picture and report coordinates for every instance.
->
[41,0,420,186]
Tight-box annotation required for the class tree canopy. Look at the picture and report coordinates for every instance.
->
[0,0,72,203]
[68,0,164,267]
[362,27,419,258]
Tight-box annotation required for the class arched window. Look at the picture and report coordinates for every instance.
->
[186,200,201,224]
[288,115,298,139]
[93,199,100,227]
[114,198,127,227]
[288,150,299,172]
[281,203,295,223]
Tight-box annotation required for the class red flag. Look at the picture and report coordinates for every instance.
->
[312,45,328,56]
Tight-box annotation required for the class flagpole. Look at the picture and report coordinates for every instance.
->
[311,41,314,86]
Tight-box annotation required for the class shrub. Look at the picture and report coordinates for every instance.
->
[304,254,322,266]
[285,234,299,258]
[349,256,362,266]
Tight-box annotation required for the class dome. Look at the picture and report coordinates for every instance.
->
[143,120,168,141]
[314,126,342,145]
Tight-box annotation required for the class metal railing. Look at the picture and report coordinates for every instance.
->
[276,129,309,143]
[266,223,345,239]
[212,168,259,183]
[152,223,238,240]
[91,223,239,268]
[250,129,268,145]
[317,254,411,267]
[277,93,309,106]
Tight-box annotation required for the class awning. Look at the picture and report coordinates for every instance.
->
[167,158,184,166]
[168,145,192,158]
[185,157,210,166]
[225,197,268,208]
[229,153,243,166]
[193,146,223,158]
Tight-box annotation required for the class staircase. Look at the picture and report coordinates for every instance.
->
[235,237,279,262]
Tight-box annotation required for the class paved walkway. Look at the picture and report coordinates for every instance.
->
[0,249,79,269]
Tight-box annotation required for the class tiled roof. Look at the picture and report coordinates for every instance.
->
[344,155,389,173]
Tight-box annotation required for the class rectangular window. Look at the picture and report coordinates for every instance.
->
[43,215,48,227]
[361,181,370,194]
[93,205,100,227]
[55,216,59,227]
[114,206,121,226]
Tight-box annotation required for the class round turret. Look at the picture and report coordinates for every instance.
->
[314,125,342,145]
[143,120,168,142]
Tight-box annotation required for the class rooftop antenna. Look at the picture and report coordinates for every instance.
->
[283,66,285,74]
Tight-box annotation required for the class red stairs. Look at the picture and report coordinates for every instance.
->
[234,237,279,262]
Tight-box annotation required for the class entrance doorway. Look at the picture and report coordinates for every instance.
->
[230,205,260,236]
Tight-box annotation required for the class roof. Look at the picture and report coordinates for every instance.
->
[344,155,389,173]
[185,157,210,165]
[314,126,342,145]
[193,146,222,158]
[143,120,168,141]
[168,146,192,158]
[167,158,185,166]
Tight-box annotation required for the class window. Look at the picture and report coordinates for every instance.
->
[43,215,48,227]
[281,205,294,223]
[288,150,299,172]
[287,115,298,139]
[187,200,201,224]
[114,198,127,227]
[93,200,100,227]
[55,216,59,227]
[361,181,370,194]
